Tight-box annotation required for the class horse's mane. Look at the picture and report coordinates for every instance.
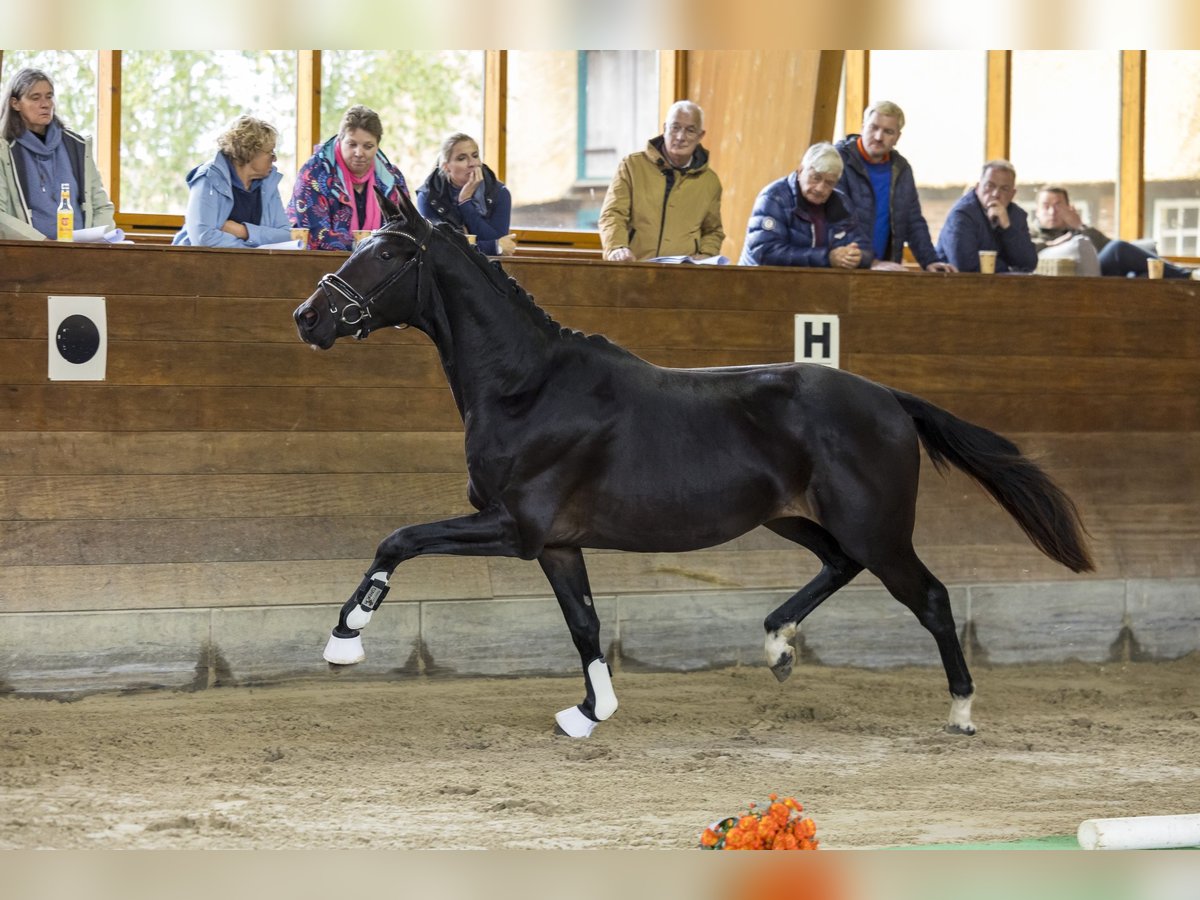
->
[435,223,631,358]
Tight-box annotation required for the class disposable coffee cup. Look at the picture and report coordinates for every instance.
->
[465,233,477,246]
[352,230,371,246]
[290,227,309,247]
[1146,258,1164,279]
[978,250,997,274]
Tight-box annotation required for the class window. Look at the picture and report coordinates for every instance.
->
[1152,200,1200,256]
[1,49,97,138]
[1011,51,1119,237]
[507,50,659,231]
[578,51,658,182]
[320,51,484,185]
[1144,52,1200,252]
[119,51,296,215]
[867,51,986,242]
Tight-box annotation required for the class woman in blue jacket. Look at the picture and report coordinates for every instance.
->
[416,133,513,256]
[739,142,872,269]
[173,116,291,248]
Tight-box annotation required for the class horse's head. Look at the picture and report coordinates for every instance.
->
[294,188,433,349]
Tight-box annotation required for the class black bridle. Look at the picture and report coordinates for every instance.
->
[316,217,432,339]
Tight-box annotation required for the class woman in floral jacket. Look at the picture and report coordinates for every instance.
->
[288,105,408,251]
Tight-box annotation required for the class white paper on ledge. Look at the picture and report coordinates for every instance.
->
[645,254,730,265]
[258,239,303,250]
[72,225,127,243]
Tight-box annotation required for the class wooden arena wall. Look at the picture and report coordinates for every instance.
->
[1,241,1197,693]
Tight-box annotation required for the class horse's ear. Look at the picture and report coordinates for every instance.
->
[375,185,403,223]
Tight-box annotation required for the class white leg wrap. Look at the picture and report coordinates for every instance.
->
[555,706,597,738]
[947,693,976,734]
[764,623,797,664]
[345,607,373,630]
[323,632,365,665]
[588,658,618,720]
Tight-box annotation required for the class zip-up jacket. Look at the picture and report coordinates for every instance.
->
[172,151,291,247]
[415,163,511,256]
[0,126,114,240]
[598,136,724,260]
[739,170,873,268]
[834,134,939,267]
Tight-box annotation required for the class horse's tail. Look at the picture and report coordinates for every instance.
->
[890,389,1094,573]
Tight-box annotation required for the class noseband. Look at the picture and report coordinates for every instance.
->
[317,218,432,339]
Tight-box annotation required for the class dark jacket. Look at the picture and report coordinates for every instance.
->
[935,191,1038,273]
[739,170,873,268]
[415,163,511,256]
[834,134,938,267]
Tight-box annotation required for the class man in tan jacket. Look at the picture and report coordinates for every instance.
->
[598,100,725,261]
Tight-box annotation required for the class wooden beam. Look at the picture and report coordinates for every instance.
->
[660,50,687,123]
[985,50,1011,161]
[844,50,867,132]
[296,51,321,158]
[97,51,120,213]
[810,50,845,144]
[484,50,507,181]
[1119,50,1147,241]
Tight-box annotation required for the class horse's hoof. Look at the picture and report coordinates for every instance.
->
[943,723,976,736]
[554,705,597,739]
[769,648,795,683]
[323,632,365,666]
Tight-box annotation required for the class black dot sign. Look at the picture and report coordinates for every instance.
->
[55,314,101,364]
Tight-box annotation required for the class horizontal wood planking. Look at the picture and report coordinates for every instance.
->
[0,385,464,431]
[0,473,476,520]
[0,431,467,475]
[0,557,494,613]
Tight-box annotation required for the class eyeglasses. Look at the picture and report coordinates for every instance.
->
[667,123,700,138]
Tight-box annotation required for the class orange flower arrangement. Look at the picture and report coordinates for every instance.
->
[700,794,819,850]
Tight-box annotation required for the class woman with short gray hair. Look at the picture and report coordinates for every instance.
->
[739,142,872,269]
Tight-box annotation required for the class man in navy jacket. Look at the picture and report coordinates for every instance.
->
[936,160,1038,273]
[835,100,955,272]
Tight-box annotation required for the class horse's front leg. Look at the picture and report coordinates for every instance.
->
[538,546,616,739]
[323,506,523,665]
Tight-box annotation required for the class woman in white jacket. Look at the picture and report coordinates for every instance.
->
[0,66,114,240]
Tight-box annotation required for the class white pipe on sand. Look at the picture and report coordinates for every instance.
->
[1077,813,1200,850]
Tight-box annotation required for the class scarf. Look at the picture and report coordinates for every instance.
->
[334,141,381,232]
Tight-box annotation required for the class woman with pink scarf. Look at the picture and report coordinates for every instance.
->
[288,105,408,251]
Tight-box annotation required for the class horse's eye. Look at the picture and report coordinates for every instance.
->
[380,250,393,260]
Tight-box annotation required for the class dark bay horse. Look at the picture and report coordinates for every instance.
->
[293,189,1092,739]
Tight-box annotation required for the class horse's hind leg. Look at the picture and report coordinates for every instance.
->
[762,517,864,682]
[870,550,976,734]
[538,546,616,739]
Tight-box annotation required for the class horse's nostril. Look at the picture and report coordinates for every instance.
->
[300,308,318,328]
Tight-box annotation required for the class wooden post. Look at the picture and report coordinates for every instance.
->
[296,51,321,158]
[97,51,120,214]
[985,50,1011,162]
[1119,51,1146,241]
[844,50,868,133]
[810,50,845,144]
[484,50,507,181]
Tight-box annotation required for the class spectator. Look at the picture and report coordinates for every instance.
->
[288,105,409,251]
[835,100,955,272]
[416,132,514,255]
[172,115,290,248]
[739,142,872,269]
[1032,185,1192,279]
[0,66,114,241]
[935,160,1038,273]
[598,99,724,261]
